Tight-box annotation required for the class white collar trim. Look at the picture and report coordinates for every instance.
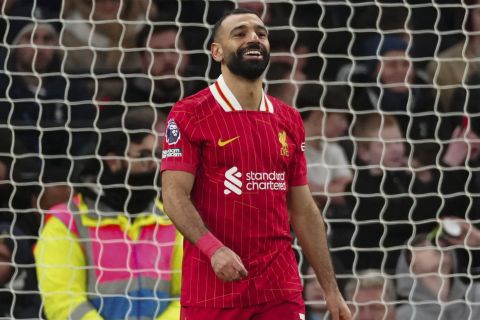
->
[209,75,274,113]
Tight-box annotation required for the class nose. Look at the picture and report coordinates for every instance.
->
[34,36,48,46]
[249,31,260,42]
[388,141,405,155]
[164,52,178,67]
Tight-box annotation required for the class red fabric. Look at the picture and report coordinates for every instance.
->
[180,293,305,320]
[463,116,470,129]
[196,232,225,259]
[161,84,307,308]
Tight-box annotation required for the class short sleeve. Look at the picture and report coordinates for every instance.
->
[288,110,308,187]
[161,104,200,175]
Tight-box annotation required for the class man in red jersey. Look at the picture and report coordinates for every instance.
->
[161,8,351,320]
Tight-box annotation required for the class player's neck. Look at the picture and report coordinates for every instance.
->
[222,70,263,111]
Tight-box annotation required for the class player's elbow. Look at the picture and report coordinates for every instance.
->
[161,184,179,216]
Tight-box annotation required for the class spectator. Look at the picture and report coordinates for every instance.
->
[237,0,271,23]
[441,115,480,228]
[61,0,158,98]
[34,107,182,319]
[303,265,328,320]
[268,29,315,79]
[0,137,46,319]
[426,0,480,112]
[0,223,42,318]
[296,83,352,210]
[395,233,480,319]
[100,24,199,120]
[338,35,450,144]
[0,0,17,59]
[0,4,97,182]
[439,110,480,276]
[344,269,397,320]
[266,61,306,106]
[440,218,480,248]
[330,114,439,274]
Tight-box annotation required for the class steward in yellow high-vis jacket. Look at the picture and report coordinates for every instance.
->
[34,108,182,320]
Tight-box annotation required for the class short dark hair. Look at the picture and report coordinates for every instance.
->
[211,8,261,42]
[136,23,180,50]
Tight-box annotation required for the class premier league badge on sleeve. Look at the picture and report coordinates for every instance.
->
[166,119,181,145]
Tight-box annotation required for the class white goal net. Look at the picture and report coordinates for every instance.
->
[1,0,479,319]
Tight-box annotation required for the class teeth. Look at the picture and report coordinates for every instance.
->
[245,50,261,56]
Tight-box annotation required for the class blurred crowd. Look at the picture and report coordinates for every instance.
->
[1,0,480,319]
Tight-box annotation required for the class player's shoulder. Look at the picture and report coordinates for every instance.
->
[171,86,215,115]
[267,95,302,120]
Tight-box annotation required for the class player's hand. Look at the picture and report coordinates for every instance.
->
[210,247,248,282]
[325,290,351,320]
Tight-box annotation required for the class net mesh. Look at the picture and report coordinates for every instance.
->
[0,0,479,319]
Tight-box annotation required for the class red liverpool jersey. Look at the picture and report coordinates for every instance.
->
[161,75,308,308]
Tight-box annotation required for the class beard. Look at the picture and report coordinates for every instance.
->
[100,166,160,214]
[226,43,270,80]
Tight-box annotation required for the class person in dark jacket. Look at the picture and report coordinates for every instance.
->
[330,114,441,275]
[99,24,205,121]
[337,35,452,145]
[439,98,480,275]
[0,222,42,319]
[0,4,97,181]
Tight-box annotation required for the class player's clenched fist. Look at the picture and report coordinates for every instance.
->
[211,247,248,282]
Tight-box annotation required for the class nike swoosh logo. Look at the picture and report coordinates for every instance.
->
[218,136,240,147]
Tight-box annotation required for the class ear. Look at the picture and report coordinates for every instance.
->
[105,152,123,173]
[211,42,223,63]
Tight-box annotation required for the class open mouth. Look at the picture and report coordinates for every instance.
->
[240,45,265,60]
[244,49,262,58]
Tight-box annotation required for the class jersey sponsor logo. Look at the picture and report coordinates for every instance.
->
[279,130,289,156]
[224,166,242,195]
[166,119,181,145]
[224,166,287,195]
[162,148,182,159]
[218,135,240,147]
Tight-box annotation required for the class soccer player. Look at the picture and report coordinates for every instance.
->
[161,8,351,320]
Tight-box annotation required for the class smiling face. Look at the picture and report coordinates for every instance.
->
[211,13,270,80]
[15,26,58,73]
[140,29,188,89]
[351,287,393,320]
[358,123,405,169]
[376,50,413,93]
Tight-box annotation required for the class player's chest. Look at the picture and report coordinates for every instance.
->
[199,113,296,168]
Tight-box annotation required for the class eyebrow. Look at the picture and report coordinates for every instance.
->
[229,23,268,36]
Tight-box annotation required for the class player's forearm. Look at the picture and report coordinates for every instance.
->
[162,184,210,244]
[291,202,339,295]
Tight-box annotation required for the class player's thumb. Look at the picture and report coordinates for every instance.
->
[234,255,248,277]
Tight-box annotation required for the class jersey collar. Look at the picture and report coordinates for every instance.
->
[209,75,274,113]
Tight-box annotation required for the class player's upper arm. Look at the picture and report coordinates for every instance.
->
[162,170,196,200]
